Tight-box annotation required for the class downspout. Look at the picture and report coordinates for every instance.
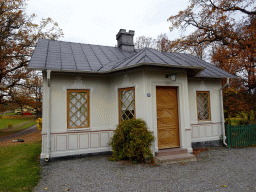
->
[220,78,229,146]
[45,70,51,161]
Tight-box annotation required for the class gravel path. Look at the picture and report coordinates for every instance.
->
[34,147,256,192]
[0,124,37,142]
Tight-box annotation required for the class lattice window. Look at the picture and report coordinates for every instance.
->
[197,91,211,121]
[119,87,135,122]
[67,90,89,128]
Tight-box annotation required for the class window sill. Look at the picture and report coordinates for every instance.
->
[198,121,212,124]
[67,128,91,132]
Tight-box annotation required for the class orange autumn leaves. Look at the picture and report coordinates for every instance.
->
[0,0,63,104]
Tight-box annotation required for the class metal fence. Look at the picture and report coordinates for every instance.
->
[226,124,256,148]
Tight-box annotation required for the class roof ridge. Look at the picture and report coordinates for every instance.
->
[107,47,120,60]
[107,48,145,70]
[97,50,138,71]
[144,48,156,63]
[40,38,121,50]
[89,44,103,68]
[29,40,236,78]
[114,48,147,69]
[163,52,194,67]
[146,48,168,64]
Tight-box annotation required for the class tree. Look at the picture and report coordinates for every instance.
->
[9,86,33,116]
[135,34,173,52]
[135,33,208,59]
[135,36,156,49]
[167,0,256,122]
[26,71,43,117]
[0,0,63,105]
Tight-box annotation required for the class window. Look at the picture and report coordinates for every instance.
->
[67,89,90,128]
[196,91,211,121]
[119,87,135,123]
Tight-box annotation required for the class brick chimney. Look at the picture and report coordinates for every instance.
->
[116,29,135,52]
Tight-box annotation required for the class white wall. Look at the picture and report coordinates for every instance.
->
[42,73,114,158]
[41,68,223,158]
[144,68,192,152]
[188,78,223,142]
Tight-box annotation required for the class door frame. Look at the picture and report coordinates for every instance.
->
[150,82,186,152]
[156,86,180,149]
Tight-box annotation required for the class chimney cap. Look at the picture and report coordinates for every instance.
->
[116,29,135,40]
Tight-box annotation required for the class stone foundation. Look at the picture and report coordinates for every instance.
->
[192,140,222,148]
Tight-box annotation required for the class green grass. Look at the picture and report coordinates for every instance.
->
[0,120,37,137]
[2,112,17,116]
[0,141,41,192]
[0,118,35,130]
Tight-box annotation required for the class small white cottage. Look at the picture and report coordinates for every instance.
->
[28,29,235,161]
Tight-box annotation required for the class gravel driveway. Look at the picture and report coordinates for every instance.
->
[34,147,256,192]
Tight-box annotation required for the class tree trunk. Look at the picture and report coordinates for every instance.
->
[20,106,23,116]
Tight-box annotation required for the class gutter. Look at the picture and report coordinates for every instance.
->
[45,70,51,161]
[220,78,229,146]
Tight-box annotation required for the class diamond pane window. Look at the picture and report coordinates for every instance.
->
[119,87,135,122]
[197,91,211,121]
[67,90,90,128]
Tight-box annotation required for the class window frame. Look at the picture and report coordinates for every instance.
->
[118,87,135,123]
[196,91,211,121]
[67,89,90,129]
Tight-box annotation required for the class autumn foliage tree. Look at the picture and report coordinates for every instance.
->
[0,0,63,107]
[167,0,256,122]
[26,71,43,117]
[9,86,33,116]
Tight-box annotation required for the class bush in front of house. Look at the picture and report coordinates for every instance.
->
[109,118,154,163]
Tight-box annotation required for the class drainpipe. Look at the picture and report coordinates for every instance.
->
[220,78,229,146]
[45,70,51,161]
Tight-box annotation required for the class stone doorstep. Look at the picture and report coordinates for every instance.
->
[155,148,188,157]
[154,153,196,165]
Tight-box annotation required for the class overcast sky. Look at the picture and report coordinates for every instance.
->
[25,0,190,46]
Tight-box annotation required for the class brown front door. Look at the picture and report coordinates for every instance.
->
[156,86,180,149]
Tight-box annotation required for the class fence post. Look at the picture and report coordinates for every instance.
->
[227,124,230,148]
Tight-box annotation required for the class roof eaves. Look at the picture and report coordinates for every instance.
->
[39,63,205,75]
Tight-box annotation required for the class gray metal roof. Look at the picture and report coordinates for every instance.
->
[28,39,236,78]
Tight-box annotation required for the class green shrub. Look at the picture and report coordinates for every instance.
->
[109,118,154,163]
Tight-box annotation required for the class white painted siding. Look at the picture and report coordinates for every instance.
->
[40,68,223,158]
[188,78,223,142]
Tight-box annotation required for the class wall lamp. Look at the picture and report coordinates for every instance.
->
[165,74,177,81]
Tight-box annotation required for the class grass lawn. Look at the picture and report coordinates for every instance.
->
[0,118,35,130]
[0,117,37,137]
[0,141,41,192]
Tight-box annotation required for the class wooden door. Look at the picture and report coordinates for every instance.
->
[156,86,180,149]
